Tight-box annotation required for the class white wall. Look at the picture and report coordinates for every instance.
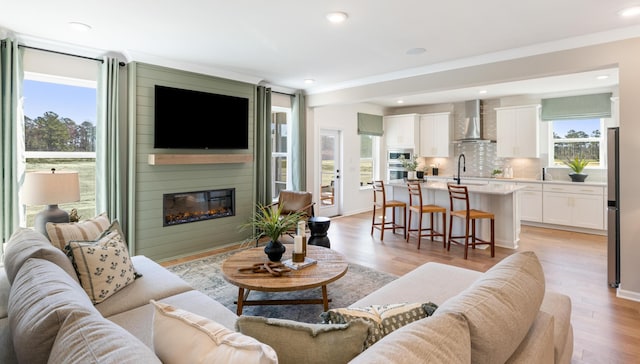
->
[309,103,385,216]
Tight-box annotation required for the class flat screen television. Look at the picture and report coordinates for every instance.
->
[154,85,249,149]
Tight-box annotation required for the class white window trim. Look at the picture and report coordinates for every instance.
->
[271,106,292,194]
[359,134,380,190]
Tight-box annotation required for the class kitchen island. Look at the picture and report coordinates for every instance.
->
[388,181,525,249]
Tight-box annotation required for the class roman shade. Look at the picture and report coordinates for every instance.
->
[357,113,383,136]
[541,93,612,121]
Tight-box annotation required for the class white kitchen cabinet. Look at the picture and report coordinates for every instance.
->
[517,182,543,222]
[542,184,605,230]
[419,112,451,157]
[495,105,540,158]
[384,114,420,149]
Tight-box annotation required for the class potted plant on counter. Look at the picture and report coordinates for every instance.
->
[564,156,589,182]
[399,155,418,180]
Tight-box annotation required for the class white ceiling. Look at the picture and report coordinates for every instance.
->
[0,1,636,105]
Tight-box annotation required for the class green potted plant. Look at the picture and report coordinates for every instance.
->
[491,169,503,178]
[563,156,590,182]
[399,155,418,179]
[241,204,304,261]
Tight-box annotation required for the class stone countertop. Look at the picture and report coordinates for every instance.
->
[388,181,526,195]
[420,176,607,187]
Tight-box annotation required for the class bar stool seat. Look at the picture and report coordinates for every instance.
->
[371,180,406,240]
[447,183,495,259]
[406,181,446,249]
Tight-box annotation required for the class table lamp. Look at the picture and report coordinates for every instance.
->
[22,168,80,239]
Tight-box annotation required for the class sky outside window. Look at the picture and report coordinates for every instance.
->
[23,79,96,124]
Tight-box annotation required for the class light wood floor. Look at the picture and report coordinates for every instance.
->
[162,212,640,363]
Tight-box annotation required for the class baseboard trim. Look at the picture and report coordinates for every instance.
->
[617,285,640,302]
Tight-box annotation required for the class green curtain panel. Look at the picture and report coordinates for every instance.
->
[0,38,25,244]
[541,93,613,121]
[96,58,130,247]
[255,86,272,205]
[291,92,306,191]
[357,112,383,136]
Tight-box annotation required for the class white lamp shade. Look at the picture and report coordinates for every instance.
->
[22,170,80,206]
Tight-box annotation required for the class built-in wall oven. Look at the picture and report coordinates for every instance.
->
[387,148,414,181]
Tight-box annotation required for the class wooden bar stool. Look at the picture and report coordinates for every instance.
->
[371,180,406,240]
[446,183,495,259]
[406,181,446,249]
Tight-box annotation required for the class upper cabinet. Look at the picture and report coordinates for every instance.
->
[419,112,451,157]
[495,105,540,158]
[383,114,420,150]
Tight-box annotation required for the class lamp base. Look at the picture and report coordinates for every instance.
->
[34,205,70,240]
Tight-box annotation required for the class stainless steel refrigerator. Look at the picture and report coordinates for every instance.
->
[607,127,620,288]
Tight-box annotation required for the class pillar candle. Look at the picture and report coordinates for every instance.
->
[294,235,303,253]
[297,220,305,236]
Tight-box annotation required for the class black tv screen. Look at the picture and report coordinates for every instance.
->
[154,85,249,149]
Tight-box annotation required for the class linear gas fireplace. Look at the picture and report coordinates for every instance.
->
[163,188,235,226]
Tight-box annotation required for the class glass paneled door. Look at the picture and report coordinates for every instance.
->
[320,129,341,217]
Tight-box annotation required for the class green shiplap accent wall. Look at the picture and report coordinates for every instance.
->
[130,63,255,261]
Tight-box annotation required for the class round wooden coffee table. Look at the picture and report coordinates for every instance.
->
[221,244,348,315]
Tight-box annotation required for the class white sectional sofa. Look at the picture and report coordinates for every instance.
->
[0,227,572,363]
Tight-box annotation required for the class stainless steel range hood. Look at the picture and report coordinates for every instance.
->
[456,100,494,143]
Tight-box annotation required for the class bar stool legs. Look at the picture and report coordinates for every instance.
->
[406,181,447,249]
[371,181,407,241]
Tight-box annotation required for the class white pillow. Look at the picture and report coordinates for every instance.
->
[150,300,278,364]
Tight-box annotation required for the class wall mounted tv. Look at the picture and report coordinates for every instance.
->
[154,85,249,149]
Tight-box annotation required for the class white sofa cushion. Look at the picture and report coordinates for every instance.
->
[47,310,161,364]
[436,251,545,364]
[151,301,277,364]
[349,312,471,364]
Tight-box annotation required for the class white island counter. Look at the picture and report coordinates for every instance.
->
[388,181,526,249]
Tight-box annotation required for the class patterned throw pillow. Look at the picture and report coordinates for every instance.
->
[47,212,111,250]
[65,223,136,304]
[321,302,438,348]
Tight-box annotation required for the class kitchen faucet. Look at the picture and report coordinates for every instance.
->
[455,153,466,184]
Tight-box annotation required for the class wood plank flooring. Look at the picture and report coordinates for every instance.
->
[162,212,640,363]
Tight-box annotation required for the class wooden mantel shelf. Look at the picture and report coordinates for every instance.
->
[148,153,253,165]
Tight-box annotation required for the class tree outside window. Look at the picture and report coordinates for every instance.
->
[551,118,603,167]
[359,134,377,186]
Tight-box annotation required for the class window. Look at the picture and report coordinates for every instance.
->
[22,73,97,227]
[550,118,606,167]
[359,134,378,186]
[271,107,291,198]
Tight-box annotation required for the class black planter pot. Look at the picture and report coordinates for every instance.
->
[264,240,286,262]
[569,173,588,182]
[416,171,425,179]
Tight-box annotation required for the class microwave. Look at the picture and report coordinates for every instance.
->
[387,149,414,167]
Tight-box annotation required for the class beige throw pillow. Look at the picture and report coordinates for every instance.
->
[66,223,136,304]
[151,301,277,364]
[46,212,110,250]
[236,315,371,364]
[321,302,438,348]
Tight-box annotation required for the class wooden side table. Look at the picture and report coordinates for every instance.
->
[221,245,347,315]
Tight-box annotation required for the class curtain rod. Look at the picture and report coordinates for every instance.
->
[19,45,126,66]
[271,90,296,97]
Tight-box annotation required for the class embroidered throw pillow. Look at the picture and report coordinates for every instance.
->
[321,302,438,348]
[66,223,136,304]
[46,212,110,250]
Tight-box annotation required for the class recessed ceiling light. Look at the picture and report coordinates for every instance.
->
[479,90,488,94]
[68,22,92,32]
[397,100,404,104]
[406,47,426,56]
[620,6,640,17]
[596,75,609,80]
[304,79,315,84]
[326,12,348,23]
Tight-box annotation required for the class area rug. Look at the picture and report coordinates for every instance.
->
[166,249,397,323]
